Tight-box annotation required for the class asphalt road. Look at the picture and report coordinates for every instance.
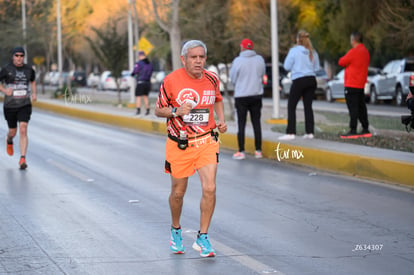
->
[0,110,413,275]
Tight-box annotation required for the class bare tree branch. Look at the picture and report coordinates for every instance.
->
[152,0,170,32]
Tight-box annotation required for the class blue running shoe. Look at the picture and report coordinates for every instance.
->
[192,233,216,257]
[170,228,185,254]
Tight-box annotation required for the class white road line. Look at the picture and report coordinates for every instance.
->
[184,230,285,274]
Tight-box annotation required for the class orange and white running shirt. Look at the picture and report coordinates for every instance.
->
[156,68,223,138]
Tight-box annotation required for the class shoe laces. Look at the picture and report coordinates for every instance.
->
[171,228,183,244]
[198,234,212,250]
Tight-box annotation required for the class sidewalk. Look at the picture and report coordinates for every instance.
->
[32,90,414,188]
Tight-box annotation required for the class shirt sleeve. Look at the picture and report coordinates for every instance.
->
[0,68,7,82]
[283,48,295,71]
[30,68,36,82]
[131,63,139,76]
[229,59,238,85]
[338,49,353,67]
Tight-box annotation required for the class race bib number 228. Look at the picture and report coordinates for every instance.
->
[183,109,209,126]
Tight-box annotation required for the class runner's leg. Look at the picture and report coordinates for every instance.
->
[7,128,17,142]
[169,176,189,228]
[19,122,28,156]
[197,163,217,233]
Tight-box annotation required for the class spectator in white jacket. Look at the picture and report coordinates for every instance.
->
[230,38,266,160]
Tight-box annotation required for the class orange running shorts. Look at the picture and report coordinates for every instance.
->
[164,136,219,178]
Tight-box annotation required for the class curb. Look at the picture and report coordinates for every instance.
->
[33,101,414,188]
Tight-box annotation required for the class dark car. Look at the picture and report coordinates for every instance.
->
[71,71,87,87]
[262,63,288,98]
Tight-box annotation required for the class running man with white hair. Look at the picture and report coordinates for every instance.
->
[155,40,227,257]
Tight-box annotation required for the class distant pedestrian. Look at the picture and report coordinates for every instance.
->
[338,31,371,139]
[0,46,37,169]
[131,51,153,115]
[230,38,266,160]
[279,30,320,140]
[154,40,227,257]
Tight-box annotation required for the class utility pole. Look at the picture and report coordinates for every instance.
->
[132,0,140,62]
[271,0,280,118]
[128,0,135,104]
[57,0,63,89]
[22,0,27,63]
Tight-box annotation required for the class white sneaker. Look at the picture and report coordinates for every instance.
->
[255,150,263,159]
[303,134,314,139]
[232,151,246,160]
[278,134,295,140]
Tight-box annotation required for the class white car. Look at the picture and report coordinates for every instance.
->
[326,67,380,102]
[99,71,116,90]
[99,70,131,91]
[207,63,234,92]
[87,72,100,88]
[120,70,134,91]
[151,71,167,92]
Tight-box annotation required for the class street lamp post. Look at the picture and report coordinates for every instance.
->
[57,0,63,89]
[271,0,280,119]
[128,0,135,104]
[21,0,27,63]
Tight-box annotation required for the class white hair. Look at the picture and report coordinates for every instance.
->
[181,40,207,57]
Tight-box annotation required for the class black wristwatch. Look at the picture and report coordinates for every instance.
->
[171,107,178,117]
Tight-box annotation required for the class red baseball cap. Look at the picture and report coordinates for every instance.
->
[240,39,253,50]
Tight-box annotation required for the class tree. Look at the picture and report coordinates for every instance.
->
[0,0,26,64]
[374,0,414,59]
[152,0,182,70]
[86,18,129,106]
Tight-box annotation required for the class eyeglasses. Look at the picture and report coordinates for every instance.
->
[14,54,24,57]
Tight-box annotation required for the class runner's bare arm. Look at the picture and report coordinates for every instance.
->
[0,84,13,96]
[214,101,227,133]
[155,103,192,118]
[31,81,37,102]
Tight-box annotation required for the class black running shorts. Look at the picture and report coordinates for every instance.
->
[135,82,151,96]
[4,104,32,129]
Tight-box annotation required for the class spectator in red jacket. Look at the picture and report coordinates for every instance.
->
[338,32,371,139]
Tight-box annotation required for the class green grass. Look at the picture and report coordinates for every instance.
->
[271,111,414,153]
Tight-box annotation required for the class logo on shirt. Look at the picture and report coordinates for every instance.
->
[177,88,200,108]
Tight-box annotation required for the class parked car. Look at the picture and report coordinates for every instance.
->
[367,57,414,105]
[262,63,288,98]
[70,71,87,87]
[87,72,100,88]
[326,67,380,102]
[150,71,167,92]
[99,71,115,90]
[207,63,234,93]
[325,69,345,102]
[410,73,414,93]
[48,71,69,86]
[281,69,329,98]
[99,70,131,91]
[43,71,56,85]
[120,70,134,91]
